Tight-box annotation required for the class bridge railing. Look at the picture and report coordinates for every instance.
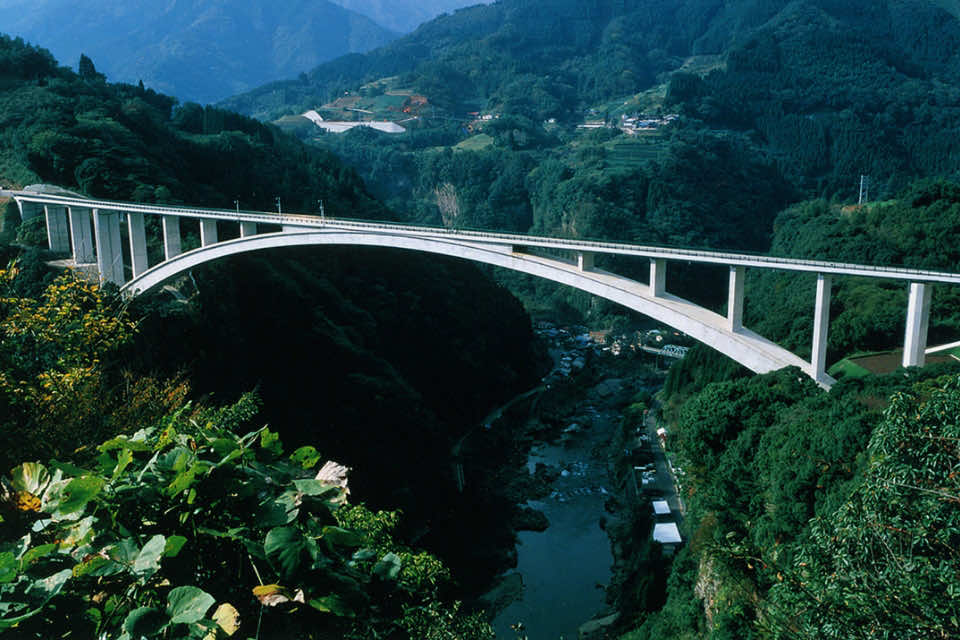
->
[13,191,960,284]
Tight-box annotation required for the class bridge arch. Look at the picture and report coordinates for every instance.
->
[121,229,817,383]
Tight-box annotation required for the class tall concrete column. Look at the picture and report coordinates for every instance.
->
[240,221,257,238]
[200,219,218,246]
[811,274,832,380]
[44,205,70,253]
[727,265,745,332]
[18,201,43,221]
[650,258,666,297]
[577,251,594,271]
[903,282,932,368]
[127,212,149,277]
[68,206,95,263]
[93,209,124,286]
[162,216,181,260]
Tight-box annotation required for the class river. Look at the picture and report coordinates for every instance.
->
[490,403,619,639]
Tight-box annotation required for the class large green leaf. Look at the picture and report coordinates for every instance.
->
[308,593,355,617]
[289,446,321,469]
[24,568,71,600]
[9,463,50,495]
[164,535,188,558]
[0,552,16,583]
[264,527,307,579]
[50,476,104,519]
[292,479,340,499]
[256,492,298,527]
[166,586,215,625]
[133,535,166,575]
[123,607,167,637]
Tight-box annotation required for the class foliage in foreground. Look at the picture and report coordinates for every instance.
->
[0,408,493,639]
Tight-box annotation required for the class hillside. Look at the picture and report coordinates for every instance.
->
[0,0,398,104]
[330,0,489,34]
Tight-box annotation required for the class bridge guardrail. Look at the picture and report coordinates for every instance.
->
[13,191,960,284]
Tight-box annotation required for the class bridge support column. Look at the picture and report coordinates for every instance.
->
[200,219,218,246]
[162,215,181,260]
[811,274,831,380]
[577,251,594,271]
[68,206,95,263]
[18,201,43,221]
[127,212,149,278]
[93,209,124,286]
[903,282,932,368]
[44,205,70,253]
[727,265,745,331]
[650,258,666,297]
[240,221,257,238]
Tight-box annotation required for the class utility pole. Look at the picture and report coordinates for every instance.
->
[858,175,869,205]
[275,196,282,214]
[318,199,325,220]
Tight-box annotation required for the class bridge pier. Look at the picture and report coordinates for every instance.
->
[44,205,70,253]
[200,219,218,246]
[727,265,745,331]
[163,215,181,259]
[18,201,43,221]
[93,209,124,285]
[68,206,95,263]
[240,221,257,238]
[650,258,666,297]
[811,274,831,380]
[127,212,149,277]
[903,282,932,368]
[577,251,594,271]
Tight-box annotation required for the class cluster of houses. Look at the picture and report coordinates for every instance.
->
[618,112,679,134]
[576,112,680,134]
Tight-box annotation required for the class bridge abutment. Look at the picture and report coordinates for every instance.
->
[68,206,95,263]
[44,205,70,253]
[903,282,932,368]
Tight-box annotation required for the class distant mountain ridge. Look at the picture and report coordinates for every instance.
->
[0,0,399,104]
[329,0,489,34]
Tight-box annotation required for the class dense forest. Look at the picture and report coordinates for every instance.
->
[4,0,960,637]
[0,33,542,638]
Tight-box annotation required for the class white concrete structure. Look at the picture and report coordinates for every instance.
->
[10,188,960,390]
[653,522,682,544]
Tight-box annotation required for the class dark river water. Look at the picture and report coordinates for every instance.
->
[491,411,616,639]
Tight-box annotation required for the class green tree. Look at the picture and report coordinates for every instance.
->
[761,374,960,639]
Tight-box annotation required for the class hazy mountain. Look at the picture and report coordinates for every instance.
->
[329,0,489,34]
[0,0,398,104]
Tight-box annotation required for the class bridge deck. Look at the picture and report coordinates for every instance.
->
[9,190,960,285]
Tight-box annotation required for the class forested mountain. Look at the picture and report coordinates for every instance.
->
[214,3,960,637]
[0,0,398,104]
[0,33,539,637]
[330,0,489,34]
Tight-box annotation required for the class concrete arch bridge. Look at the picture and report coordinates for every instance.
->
[8,186,960,390]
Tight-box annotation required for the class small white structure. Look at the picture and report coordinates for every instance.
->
[301,110,406,134]
[652,500,670,516]
[653,522,682,544]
